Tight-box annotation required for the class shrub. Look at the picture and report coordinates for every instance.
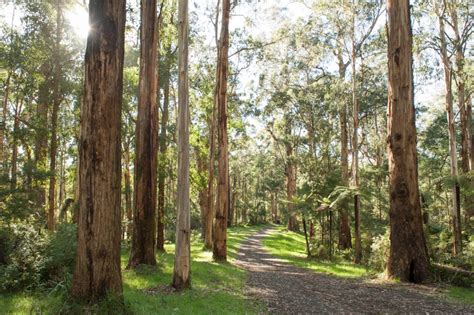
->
[0,223,49,292]
[0,223,77,292]
[42,223,77,286]
[369,229,390,271]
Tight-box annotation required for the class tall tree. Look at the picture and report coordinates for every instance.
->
[203,0,221,250]
[386,0,430,283]
[351,7,361,263]
[128,0,159,268]
[437,2,462,255]
[47,0,64,231]
[213,0,230,261]
[157,48,171,252]
[71,0,126,301]
[173,0,191,290]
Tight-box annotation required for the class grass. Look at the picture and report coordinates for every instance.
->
[446,286,474,305]
[261,225,369,278]
[0,225,268,315]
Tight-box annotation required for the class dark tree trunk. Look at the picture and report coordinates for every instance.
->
[213,0,231,262]
[128,0,159,268]
[386,0,430,283]
[71,0,126,301]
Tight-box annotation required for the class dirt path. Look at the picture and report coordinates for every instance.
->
[234,227,474,314]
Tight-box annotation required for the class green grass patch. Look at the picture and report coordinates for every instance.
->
[446,286,474,305]
[0,225,266,315]
[262,226,369,279]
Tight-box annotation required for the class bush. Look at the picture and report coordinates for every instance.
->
[42,223,77,286]
[0,223,49,292]
[0,223,77,292]
[369,229,390,271]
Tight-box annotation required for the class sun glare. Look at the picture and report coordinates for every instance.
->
[66,4,89,39]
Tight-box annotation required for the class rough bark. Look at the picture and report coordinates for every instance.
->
[173,0,191,290]
[213,0,231,261]
[386,0,430,283]
[71,0,125,301]
[438,7,462,255]
[128,0,159,268]
[285,118,298,232]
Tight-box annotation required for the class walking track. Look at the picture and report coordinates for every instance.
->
[234,227,474,314]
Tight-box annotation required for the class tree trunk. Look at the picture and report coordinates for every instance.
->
[227,172,235,227]
[124,144,133,240]
[196,146,209,239]
[157,55,170,252]
[173,0,191,290]
[303,216,311,257]
[48,0,63,231]
[128,0,159,268]
[351,11,362,264]
[438,8,462,255]
[35,81,49,208]
[213,0,231,262]
[285,119,298,232]
[204,102,216,250]
[448,4,474,223]
[205,0,221,249]
[337,48,352,250]
[0,72,10,173]
[71,0,125,301]
[10,97,21,191]
[386,0,430,283]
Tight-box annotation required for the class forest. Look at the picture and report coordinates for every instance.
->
[0,0,473,314]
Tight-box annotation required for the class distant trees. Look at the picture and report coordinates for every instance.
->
[386,0,430,283]
[71,0,126,301]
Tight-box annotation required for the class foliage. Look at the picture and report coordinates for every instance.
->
[0,223,76,293]
[0,223,49,292]
[369,229,390,271]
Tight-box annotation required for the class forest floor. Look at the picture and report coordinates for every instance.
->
[236,226,474,314]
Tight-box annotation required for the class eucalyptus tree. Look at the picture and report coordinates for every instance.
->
[386,0,430,283]
[128,0,160,269]
[173,0,191,289]
[213,0,231,261]
[72,0,126,301]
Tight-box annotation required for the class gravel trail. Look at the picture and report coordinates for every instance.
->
[234,227,474,314]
